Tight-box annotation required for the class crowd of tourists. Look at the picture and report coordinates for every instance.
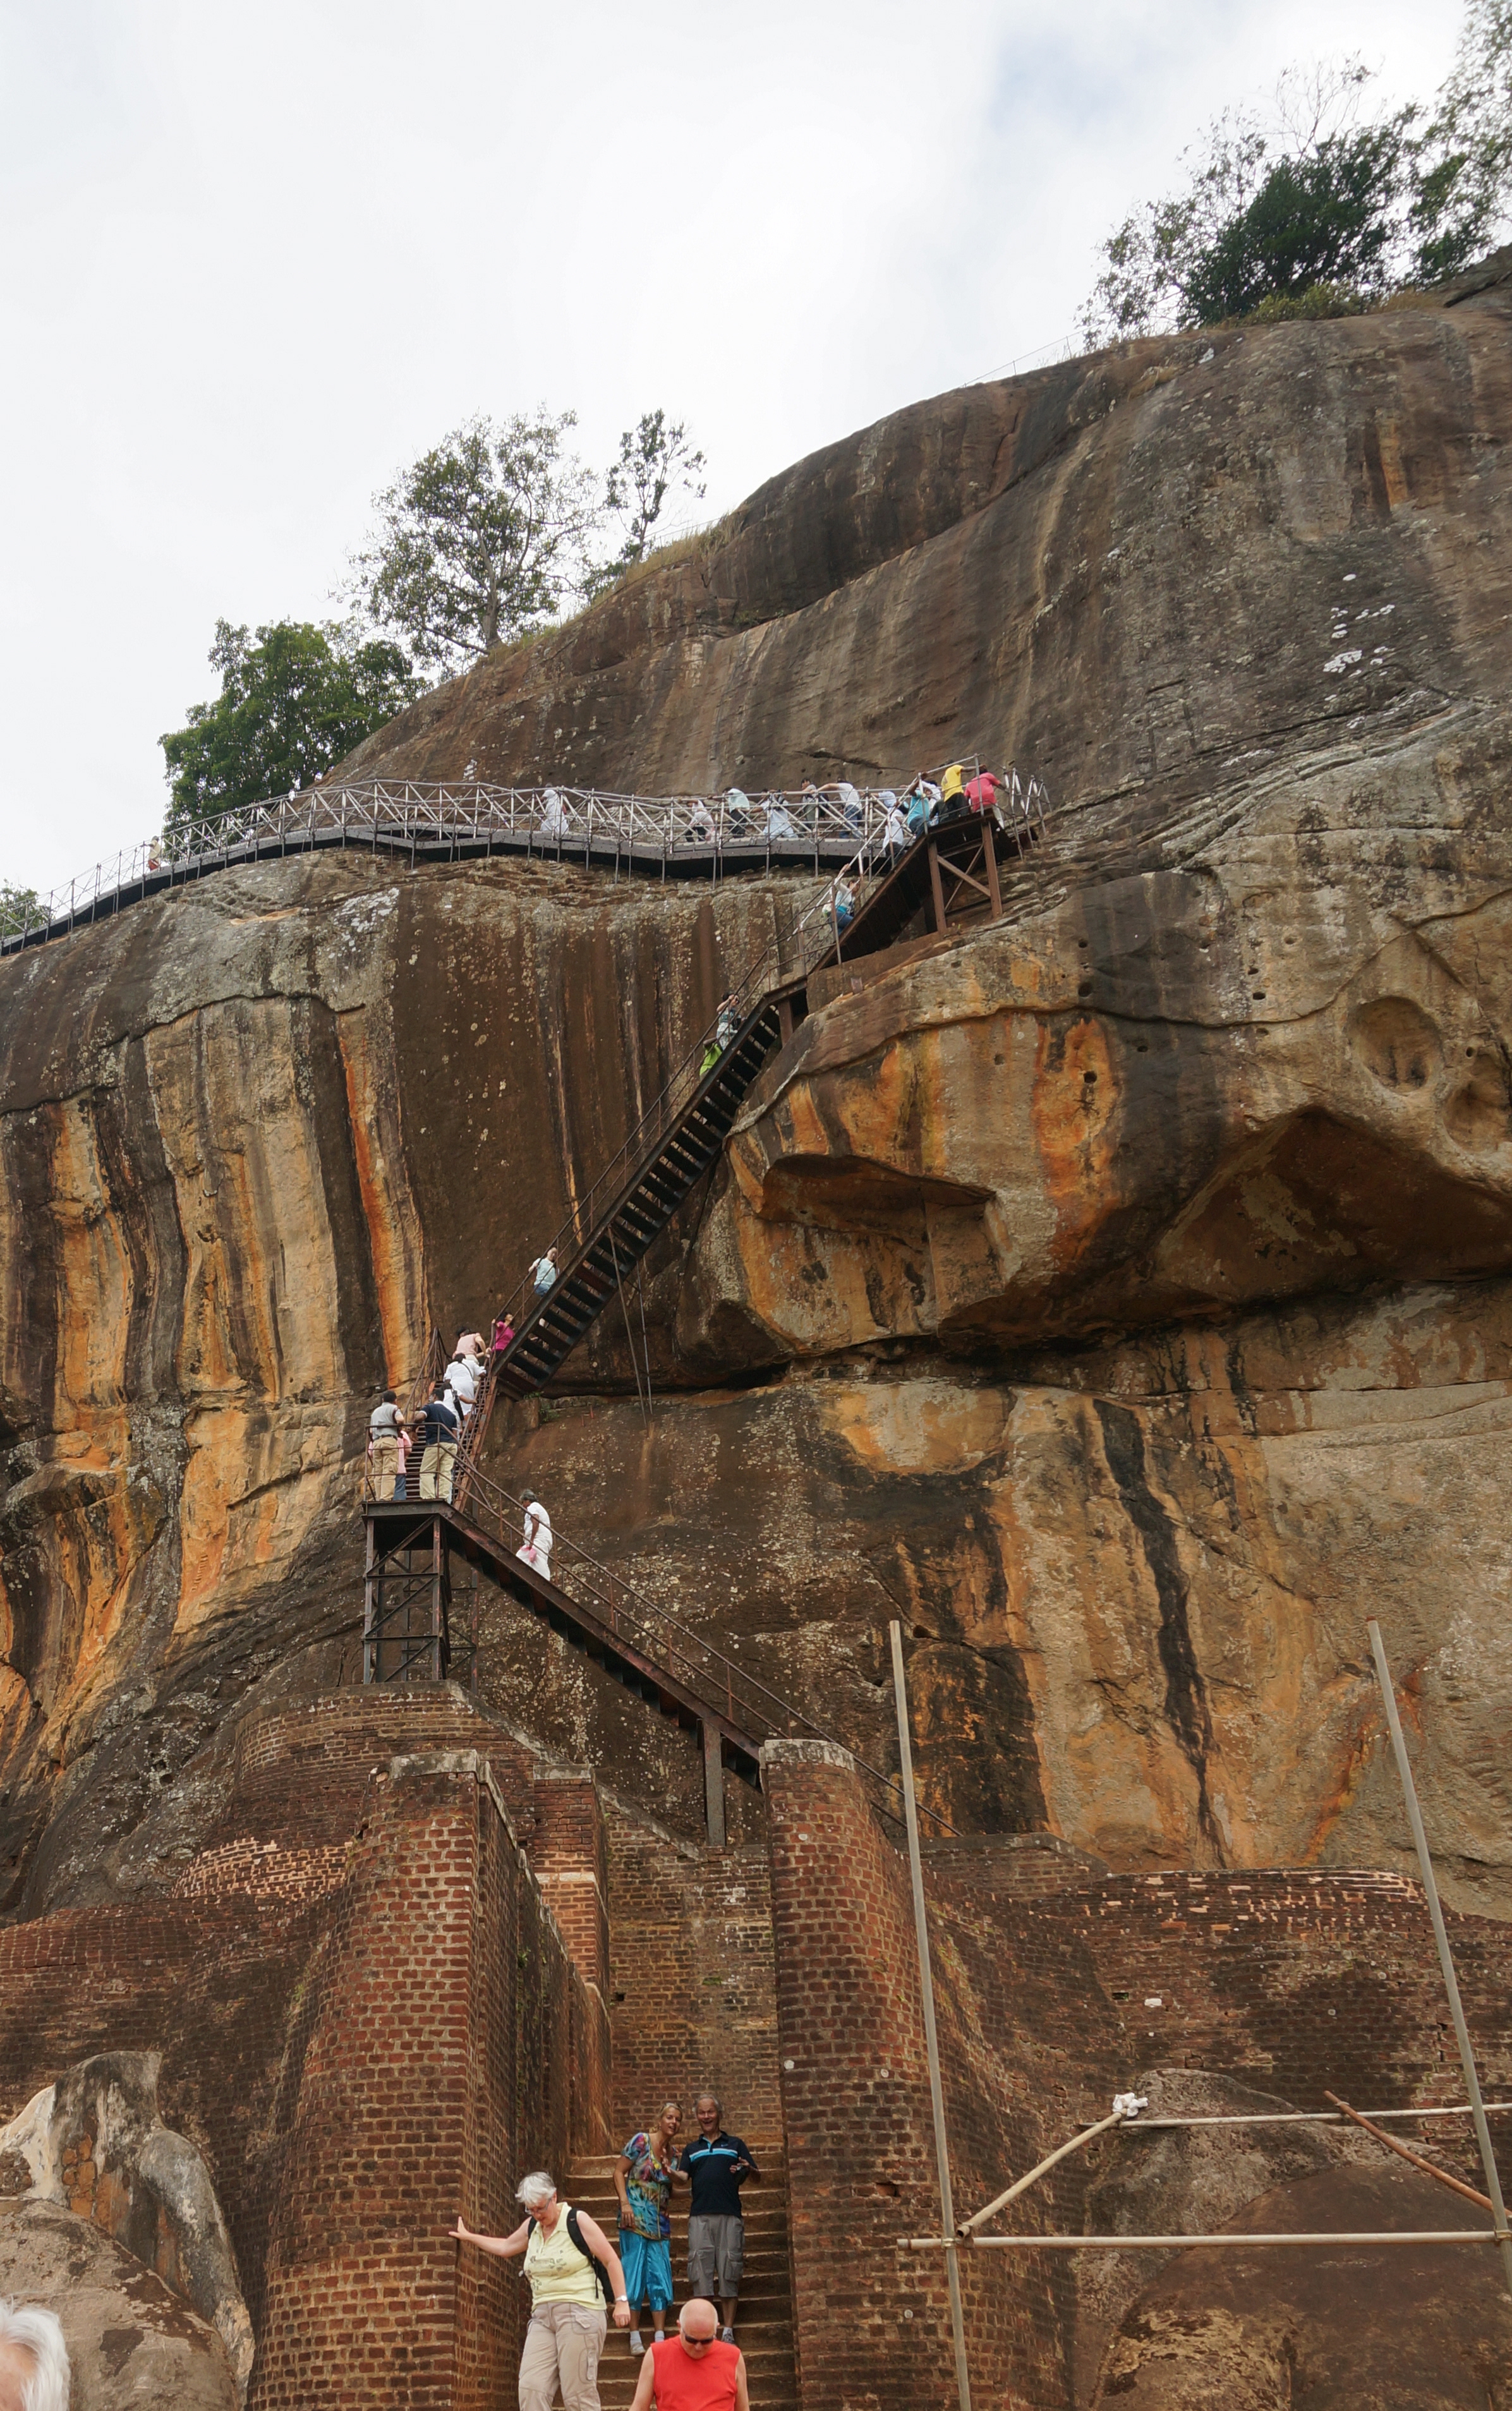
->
[533,759,1023,861]
[455,2093,758,2410]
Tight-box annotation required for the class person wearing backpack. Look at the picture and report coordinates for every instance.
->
[454,2170,632,2411]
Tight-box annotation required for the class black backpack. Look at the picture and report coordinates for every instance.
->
[526,2208,615,2307]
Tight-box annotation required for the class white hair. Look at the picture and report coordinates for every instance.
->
[514,2171,557,2212]
[0,2301,70,2411]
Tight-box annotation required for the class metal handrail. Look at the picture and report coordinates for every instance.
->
[0,758,1049,954]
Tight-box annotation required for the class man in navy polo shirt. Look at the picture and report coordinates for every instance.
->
[677,2094,758,2347]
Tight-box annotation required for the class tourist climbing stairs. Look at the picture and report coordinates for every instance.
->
[563,2142,795,2411]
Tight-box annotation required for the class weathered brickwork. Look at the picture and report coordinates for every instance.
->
[0,1691,612,2410]
[605,1799,780,2138]
[763,1744,1512,2411]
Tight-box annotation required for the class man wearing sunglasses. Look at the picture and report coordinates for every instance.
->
[626,2299,747,2411]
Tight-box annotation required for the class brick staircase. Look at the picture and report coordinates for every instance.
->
[563,2141,796,2408]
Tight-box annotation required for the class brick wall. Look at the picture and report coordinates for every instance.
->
[0,1693,613,2410]
[763,1742,1512,2411]
[531,1769,610,2000]
[605,1798,780,2142]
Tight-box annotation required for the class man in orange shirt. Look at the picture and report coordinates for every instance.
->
[627,2300,748,2411]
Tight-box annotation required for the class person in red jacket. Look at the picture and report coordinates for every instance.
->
[627,2300,747,2411]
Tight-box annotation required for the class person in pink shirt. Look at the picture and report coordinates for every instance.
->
[963,768,1000,815]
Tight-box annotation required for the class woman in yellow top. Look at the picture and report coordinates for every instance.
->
[455,2170,632,2411]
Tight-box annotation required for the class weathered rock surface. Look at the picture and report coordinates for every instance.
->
[338,270,1512,824]
[2,267,1512,1923]
[0,2053,252,2400]
[0,2197,237,2409]
[1088,2164,1512,2407]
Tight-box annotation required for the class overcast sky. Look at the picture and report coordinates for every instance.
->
[1,0,1459,897]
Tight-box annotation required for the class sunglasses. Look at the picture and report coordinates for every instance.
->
[681,2334,715,2348]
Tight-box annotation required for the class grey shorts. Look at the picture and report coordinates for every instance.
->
[687,2213,743,2297]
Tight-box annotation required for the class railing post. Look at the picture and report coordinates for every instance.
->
[362,1512,378,1684]
[703,1722,726,1849]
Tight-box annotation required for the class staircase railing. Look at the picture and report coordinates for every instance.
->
[364,1449,952,1832]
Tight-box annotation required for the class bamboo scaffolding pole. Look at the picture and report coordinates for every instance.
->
[959,2110,1130,2233]
[902,2230,1501,2251]
[1324,2091,1492,2211]
[889,1622,971,2411]
[1367,1617,1512,2304]
[1129,2103,1512,2130]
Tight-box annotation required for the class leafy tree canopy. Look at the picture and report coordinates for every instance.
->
[160,619,420,831]
[1083,9,1512,339]
[348,411,600,677]
[590,411,707,593]
[0,880,40,938]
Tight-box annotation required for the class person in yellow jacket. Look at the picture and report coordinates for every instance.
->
[455,2171,632,2411]
[939,761,965,814]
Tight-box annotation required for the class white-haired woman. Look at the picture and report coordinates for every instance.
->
[0,2299,70,2411]
[454,2171,631,2411]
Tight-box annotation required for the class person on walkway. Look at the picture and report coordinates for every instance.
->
[939,761,966,816]
[904,776,939,836]
[492,1310,516,1358]
[531,1247,559,1295]
[615,2103,682,2355]
[517,1494,553,1574]
[715,993,740,1050]
[828,878,855,934]
[677,2095,758,2347]
[394,1419,413,1500]
[0,2299,70,2411]
[723,789,751,839]
[881,792,910,866]
[417,1382,461,1502]
[368,1390,406,1501]
[685,801,715,844]
[454,2172,632,2411]
[836,777,864,833]
[628,2300,747,2411]
[760,794,795,840]
[963,766,1000,816]
[540,787,571,839]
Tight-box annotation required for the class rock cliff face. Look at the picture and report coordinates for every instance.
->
[2,265,1511,1919]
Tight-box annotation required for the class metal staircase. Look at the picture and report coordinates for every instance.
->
[493,989,794,1401]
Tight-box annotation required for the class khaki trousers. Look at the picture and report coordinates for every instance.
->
[519,2302,605,2411]
[419,1441,456,1502]
[370,1436,398,1499]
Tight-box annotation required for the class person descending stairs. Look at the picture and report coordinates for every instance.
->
[562,2142,795,2411]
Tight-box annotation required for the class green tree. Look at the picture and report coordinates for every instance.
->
[1182,118,1413,322]
[1413,0,1512,278]
[160,620,420,832]
[0,881,40,939]
[349,413,600,675]
[596,411,706,586]
[1082,21,1512,339]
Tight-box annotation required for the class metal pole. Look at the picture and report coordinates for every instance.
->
[889,1621,972,2411]
[1367,1617,1512,2299]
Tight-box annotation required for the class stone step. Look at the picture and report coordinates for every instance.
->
[567,2142,795,2408]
